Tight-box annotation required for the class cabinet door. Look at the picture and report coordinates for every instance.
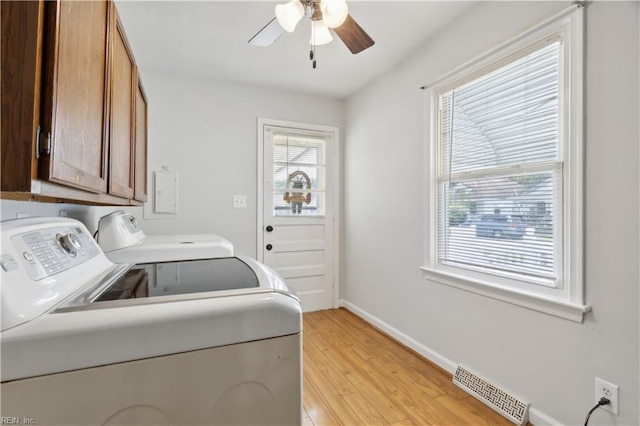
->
[108,10,135,199]
[134,80,148,202]
[40,0,110,193]
[1,0,43,192]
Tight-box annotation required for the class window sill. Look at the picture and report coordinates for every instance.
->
[420,267,591,322]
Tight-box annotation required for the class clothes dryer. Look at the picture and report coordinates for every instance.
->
[96,210,234,263]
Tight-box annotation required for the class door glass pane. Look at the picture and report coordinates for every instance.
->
[273,135,326,216]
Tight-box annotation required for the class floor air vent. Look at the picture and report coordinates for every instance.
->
[452,365,529,425]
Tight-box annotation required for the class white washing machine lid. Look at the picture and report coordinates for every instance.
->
[59,256,297,311]
[1,257,301,382]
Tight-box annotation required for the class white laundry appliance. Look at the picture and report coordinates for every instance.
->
[0,217,302,426]
[96,210,234,263]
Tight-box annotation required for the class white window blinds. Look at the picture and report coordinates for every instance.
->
[436,40,562,286]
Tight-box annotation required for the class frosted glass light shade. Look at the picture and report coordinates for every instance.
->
[320,0,348,28]
[275,0,305,33]
[310,20,333,46]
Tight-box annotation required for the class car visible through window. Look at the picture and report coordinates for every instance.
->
[475,214,526,239]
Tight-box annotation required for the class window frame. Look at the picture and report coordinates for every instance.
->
[421,5,589,322]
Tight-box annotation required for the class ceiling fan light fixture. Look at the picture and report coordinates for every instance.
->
[319,0,348,29]
[275,0,305,33]
[310,20,333,46]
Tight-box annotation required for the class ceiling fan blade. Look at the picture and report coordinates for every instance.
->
[248,17,284,47]
[333,15,374,54]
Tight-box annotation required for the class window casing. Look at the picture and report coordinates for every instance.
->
[422,5,588,322]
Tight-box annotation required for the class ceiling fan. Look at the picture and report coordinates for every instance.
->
[248,0,375,68]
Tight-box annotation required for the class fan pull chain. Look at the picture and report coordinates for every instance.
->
[310,20,317,69]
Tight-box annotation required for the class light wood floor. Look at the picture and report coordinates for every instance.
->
[302,309,514,426]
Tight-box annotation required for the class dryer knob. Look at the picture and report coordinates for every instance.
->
[58,233,82,256]
[129,216,139,227]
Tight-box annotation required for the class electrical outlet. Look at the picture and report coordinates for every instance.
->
[233,195,247,209]
[595,377,618,415]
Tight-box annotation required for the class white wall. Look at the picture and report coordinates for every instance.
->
[343,2,639,425]
[133,73,343,257]
[0,200,90,222]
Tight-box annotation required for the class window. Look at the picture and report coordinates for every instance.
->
[422,5,588,321]
[439,41,560,286]
[273,134,326,216]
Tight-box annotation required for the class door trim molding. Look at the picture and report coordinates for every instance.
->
[257,117,340,309]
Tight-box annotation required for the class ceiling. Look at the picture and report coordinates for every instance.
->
[115,1,476,99]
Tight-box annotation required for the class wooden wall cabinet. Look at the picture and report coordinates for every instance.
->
[134,81,148,202]
[1,0,45,194]
[1,0,147,206]
[39,0,110,195]
[109,9,136,199]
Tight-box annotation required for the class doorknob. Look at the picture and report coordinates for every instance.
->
[266,244,273,251]
[266,225,273,232]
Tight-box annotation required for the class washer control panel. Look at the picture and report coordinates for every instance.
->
[1,217,117,332]
[11,225,100,281]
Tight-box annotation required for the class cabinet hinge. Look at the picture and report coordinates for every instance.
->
[36,125,52,159]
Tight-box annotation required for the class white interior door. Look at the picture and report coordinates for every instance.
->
[259,122,337,312]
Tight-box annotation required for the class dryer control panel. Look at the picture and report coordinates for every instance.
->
[97,210,145,252]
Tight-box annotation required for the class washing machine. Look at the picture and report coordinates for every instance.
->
[0,217,302,426]
[96,210,234,263]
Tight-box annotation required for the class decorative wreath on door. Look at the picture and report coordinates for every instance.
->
[283,171,311,214]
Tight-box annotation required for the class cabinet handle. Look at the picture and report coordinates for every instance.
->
[266,244,273,251]
[266,225,273,232]
[36,125,51,159]
[35,125,41,159]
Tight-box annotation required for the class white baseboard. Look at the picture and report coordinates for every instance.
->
[338,299,457,373]
[528,408,563,426]
[336,299,562,426]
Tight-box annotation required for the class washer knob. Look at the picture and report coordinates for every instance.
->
[58,233,82,256]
